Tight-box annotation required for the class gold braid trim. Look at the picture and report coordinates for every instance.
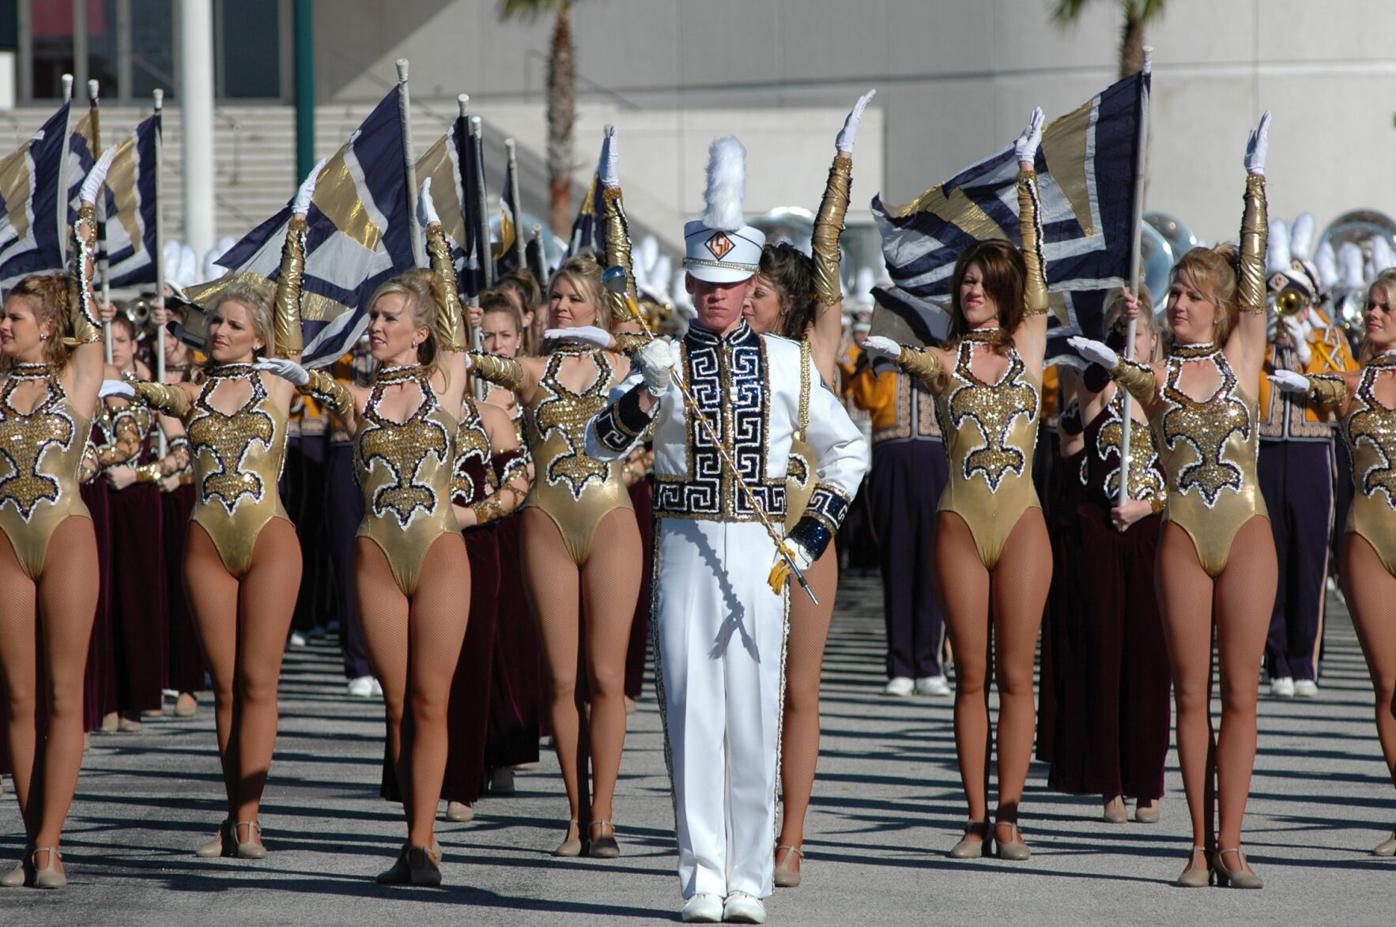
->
[1018,168,1049,317]
[899,345,941,385]
[1307,373,1349,408]
[302,369,352,416]
[1111,358,1157,405]
[68,204,103,344]
[812,153,852,306]
[133,381,193,419]
[1237,173,1268,315]
[602,186,637,322]
[272,215,307,357]
[426,224,468,352]
[470,353,525,391]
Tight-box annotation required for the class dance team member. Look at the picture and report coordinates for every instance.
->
[865,108,1053,861]
[121,166,323,860]
[1270,268,1396,856]
[0,154,111,889]
[471,251,641,858]
[1071,113,1277,888]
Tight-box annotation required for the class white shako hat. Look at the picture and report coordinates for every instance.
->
[683,136,766,283]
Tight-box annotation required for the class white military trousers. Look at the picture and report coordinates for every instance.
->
[653,516,788,900]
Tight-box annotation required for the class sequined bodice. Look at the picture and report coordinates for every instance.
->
[1343,355,1396,510]
[1157,345,1259,508]
[356,366,457,529]
[525,345,623,503]
[1083,390,1166,508]
[934,334,1041,493]
[0,365,87,523]
[187,365,287,517]
[452,398,495,506]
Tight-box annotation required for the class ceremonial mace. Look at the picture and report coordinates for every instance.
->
[602,266,819,605]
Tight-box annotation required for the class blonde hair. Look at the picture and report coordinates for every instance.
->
[1171,245,1240,344]
[547,252,611,338]
[8,274,75,368]
[207,281,275,361]
[1104,287,1163,362]
[1360,268,1396,362]
[369,269,454,374]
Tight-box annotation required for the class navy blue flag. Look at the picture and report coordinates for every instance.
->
[494,153,520,273]
[567,136,605,258]
[872,70,1149,348]
[103,111,161,287]
[65,108,96,227]
[0,101,71,292]
[185,87,415,368]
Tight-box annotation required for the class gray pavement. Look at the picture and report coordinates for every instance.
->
[2,576,1393,925]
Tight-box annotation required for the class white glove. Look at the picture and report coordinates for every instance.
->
[1268,370,1309,394]
[1245,111,1271,176]
[835,89,877,154]
[1068,336,1119,369]
[417,177,440,229]
[80,146,119,204]
[1014,107,1046,165]
[1282,316,1312,365]
[255,357,310,387]
[636,338,674,397]
[99,379,136,399]
[543,325,612,349]
[291,157,329,215]
[768,539,814,595]
[599,125,619,189]
[862,335,902,361]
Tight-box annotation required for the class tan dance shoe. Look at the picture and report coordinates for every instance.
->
[195,819,234,858]
[949,821,990,859]
[551,820,582,858]
[587,819,620,858]
[0,849,30,887]
[1103,795,1127,823]
[31,847,66,890]
[1174,846,1211,887]
[994,822,1031,861]
[1373,830,1396,857]
[1134,799,1160,824]
[773,844,803,887]
[445,801,475,822]
[234,820,266,860]
[1213,847,1263,889]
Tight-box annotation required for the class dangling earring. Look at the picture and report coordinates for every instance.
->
[40,334,48,341]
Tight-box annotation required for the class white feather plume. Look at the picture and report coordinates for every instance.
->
[1266,218,1291,275]
[1371,236,1396,275]
[638,235,660,276]
[701,137,747,231]
[672,268,694,315]
[1289,213,1316,261]
[1339,241,1366,289]
[652,255,672,295]
[855,266,876,308]
[1315,241,1338,290]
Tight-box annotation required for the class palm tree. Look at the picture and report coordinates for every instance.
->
[1053,0,1167,78]
[500,0,589,235]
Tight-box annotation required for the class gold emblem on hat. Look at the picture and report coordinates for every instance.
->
[705,231,734,261]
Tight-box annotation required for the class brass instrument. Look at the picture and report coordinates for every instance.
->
[1318,209,1396,335]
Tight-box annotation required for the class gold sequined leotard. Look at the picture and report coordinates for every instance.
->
[355,365,459,596]
[1152,343,1267,577]
[186,365,291,575]
[0,364,92,580]
[1342,354,1396,578]
[933,331,1042,569]
[522,345,632,564]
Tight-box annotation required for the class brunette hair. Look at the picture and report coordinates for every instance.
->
[757,243,817,341]
[497,268,544,313]
[1170,245,1240,344]
[1103,287,1163,362]
[479,287,524,333]
[947,239,1026,353]
[8,273,74,368]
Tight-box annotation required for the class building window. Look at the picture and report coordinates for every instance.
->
[216,0,281,99]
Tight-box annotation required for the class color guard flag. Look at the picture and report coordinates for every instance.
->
[0,101,70,292]
[872,70,1149,347]
[183,86,416,368]
[102,111,161,288]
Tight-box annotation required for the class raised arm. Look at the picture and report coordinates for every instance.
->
[598,126,639,325]
[808,90,874,385]
[1229,112,1271,383]
[420,178,470,412]
[1013,108,1049,373]
[66,147,120,420]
